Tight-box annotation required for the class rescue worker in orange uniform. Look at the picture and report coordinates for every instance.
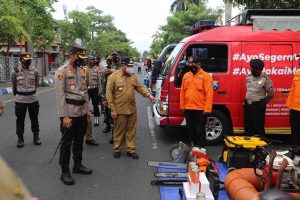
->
[286,70,300,146]
[180,55,213,147]
[106,57,156,159]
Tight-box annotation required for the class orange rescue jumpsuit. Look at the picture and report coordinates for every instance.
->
[286,70,300,145]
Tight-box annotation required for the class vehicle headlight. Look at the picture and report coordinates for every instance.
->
[157,101,168,116]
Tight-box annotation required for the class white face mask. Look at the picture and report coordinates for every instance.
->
[126,67,134,74]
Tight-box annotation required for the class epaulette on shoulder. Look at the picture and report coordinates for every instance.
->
[262,74,270,80]
[31,66,39,72]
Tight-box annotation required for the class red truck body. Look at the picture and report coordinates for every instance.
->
[153,20,300,143]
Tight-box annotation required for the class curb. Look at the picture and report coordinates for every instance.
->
[0,78,55,95]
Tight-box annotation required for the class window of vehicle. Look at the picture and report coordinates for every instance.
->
[174,44,228,87]
[160,43,185,79]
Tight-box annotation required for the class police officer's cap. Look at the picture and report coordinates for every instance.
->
[188,55,201,64]
[250,59,264,70]
[69,44,88,59]
[20,53,32,61]
[121,57,134,66]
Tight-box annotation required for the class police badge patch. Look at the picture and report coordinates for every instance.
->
[57,72,64,80]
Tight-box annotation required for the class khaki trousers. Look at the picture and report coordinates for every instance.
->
[85,120,93,141]
[113,112,137,153]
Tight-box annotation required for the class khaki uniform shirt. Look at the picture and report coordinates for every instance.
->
[246,74,274,102]
[0,156,33,200]
[106,70,150,114]
[11,67,39,103]
[55,63,89,117]
[84,65,102,94]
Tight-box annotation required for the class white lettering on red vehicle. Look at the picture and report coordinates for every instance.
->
[232,67,299,76]
[232,53,300,63]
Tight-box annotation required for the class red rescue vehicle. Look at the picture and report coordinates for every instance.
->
[153,9,300,144]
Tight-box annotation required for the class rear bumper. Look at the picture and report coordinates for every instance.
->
[153,104,168,126]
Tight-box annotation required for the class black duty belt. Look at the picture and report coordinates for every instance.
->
[16,91,36,96]
[65,98,85,106]
[246,99,265,105]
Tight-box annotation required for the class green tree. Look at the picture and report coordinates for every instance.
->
[86,6,115,53]
[170,0,203,13]
[0,0,55,54]
[94,30,139,58]
[223,0,300,8]
[151,3,222,55]
[68,11,91,45]
[56,19,74,61]
[56,8,139,59]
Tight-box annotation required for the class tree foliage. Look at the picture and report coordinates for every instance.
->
[223,0,300,9]
[57,7,139,60]
[150,3,222,55]
[170,0,203,13]
[0,0,55,55]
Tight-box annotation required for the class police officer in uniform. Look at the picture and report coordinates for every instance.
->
[286,68,300,146]
[55,44,92,185]
[111,50,121,69]
[83,56,99,146]
[11,53,41,148]
[85,56,102,127]
[102,55,115,135]
[244,59,274,136]
[106,57,156,159]
[180,55,213,147]
[103,52,120,144]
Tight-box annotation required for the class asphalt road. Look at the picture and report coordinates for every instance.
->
[0,66,293,200]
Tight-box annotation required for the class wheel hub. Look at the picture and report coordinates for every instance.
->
[206,116,223,141]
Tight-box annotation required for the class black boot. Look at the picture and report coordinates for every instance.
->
[33,132,42,145]
[102,124,111,133]
[60,166,75,185]
[109,134,114,144]
[72,162,92,175]
[17,136,24,148]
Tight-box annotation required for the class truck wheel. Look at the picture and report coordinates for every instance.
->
[205,110,230,145]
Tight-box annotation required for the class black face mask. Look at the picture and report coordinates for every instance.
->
[251,69,261,77]
[22,60,31,69]
[190,66,198,74]
[74,58,83,67]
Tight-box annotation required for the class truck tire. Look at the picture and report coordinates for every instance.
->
[205,110,229,145]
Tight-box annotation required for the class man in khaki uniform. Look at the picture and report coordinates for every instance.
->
[244,59,274,136]
[106,57,156,159]
[83,56,100,146]
[55,44,93,185]
[0,156,37,200]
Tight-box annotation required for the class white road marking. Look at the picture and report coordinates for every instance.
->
[4,88,55,103]
[147,106,158,149]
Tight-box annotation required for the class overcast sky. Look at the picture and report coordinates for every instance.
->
[52,0,239,52]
